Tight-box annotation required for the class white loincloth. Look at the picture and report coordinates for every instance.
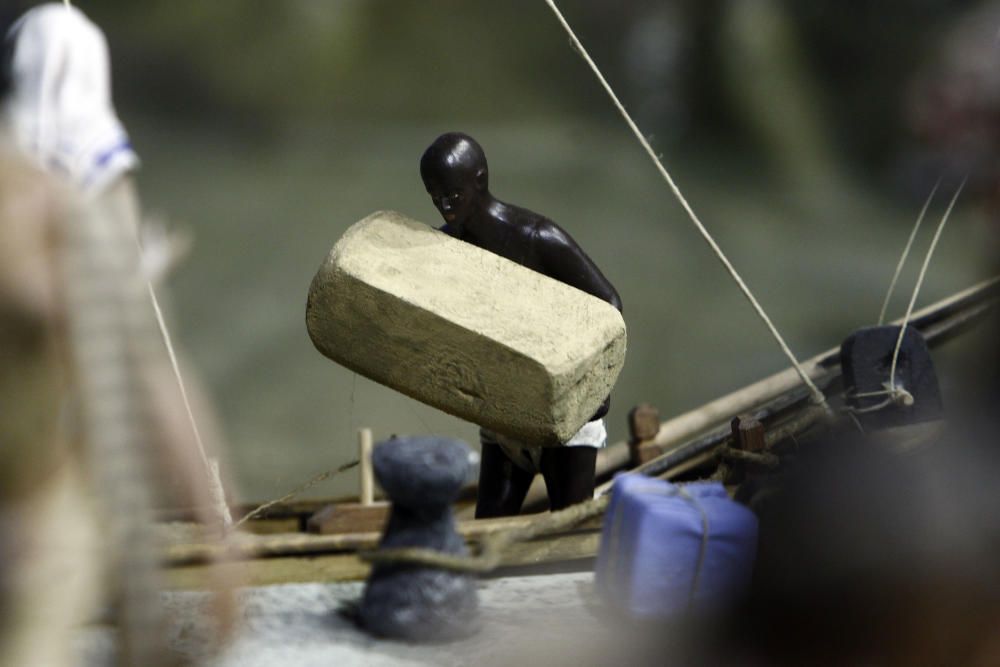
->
[480,419,607,474]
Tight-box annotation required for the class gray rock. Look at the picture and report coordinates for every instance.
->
[359,437,479,641]
[371,435,470,510]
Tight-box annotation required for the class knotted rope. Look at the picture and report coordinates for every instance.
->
[543,0,831,415]
[232,459,359,529]
[846,178,966,414]
[360,494,610,573]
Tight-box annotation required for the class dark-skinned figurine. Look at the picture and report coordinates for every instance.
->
[420,132,623,518]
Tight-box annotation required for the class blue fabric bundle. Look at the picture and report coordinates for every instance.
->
[595,475,758,617]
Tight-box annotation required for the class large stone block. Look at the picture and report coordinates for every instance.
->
[306,211,626,446]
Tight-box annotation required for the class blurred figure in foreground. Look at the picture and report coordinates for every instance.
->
[1,5,234,666]
[731,426,1000,666]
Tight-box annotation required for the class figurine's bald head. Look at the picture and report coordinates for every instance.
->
[420,132,489,228]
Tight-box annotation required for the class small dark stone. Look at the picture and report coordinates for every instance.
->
[840,325,943,431]
[359,436,480,641]
[370,436,470,510]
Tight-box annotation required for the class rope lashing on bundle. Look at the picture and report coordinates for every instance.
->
[360,494,610,574]
[542,0,831,416]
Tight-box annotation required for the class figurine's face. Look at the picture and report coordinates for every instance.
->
[422,169,482,227]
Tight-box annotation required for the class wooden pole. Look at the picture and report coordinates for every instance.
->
[358,428,374,506]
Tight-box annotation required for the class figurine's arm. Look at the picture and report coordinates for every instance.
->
[536,223,621,422]
[535,223,622,312]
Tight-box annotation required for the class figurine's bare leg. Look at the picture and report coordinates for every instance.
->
[540,447,597,511]
[474,442,535,518]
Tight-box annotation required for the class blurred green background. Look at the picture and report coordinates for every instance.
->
[7,1,996,503]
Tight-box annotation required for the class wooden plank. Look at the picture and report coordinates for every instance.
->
[306,502,389,535]
[166,531,382,566]
[166,511,604,566]
[166,554,370,589]
[165,531,601,590]
[241,517,301,535]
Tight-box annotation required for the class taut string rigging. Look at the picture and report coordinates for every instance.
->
[878,179,941,326]
[889,178,966,394]
[542,0,832,415]
[847,178,966,413]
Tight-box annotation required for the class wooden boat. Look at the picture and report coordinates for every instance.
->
[161,276,1000,590]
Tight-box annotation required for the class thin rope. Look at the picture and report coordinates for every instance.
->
[363,482,714,581]
[146,281,232,526]
[878,179,941,325]
[542,0,831,415]
[233,459,360,529]
[133,221,231,525]
[889,178,966,392]
[844,396,895,416]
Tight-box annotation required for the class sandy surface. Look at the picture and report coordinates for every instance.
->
[77,573,621,667]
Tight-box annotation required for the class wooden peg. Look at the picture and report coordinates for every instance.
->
[628,403,662,465]
[359,427,374,506]
[731,415,765,452]
[724,415,768,485]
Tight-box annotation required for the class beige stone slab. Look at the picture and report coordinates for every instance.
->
[306,211,626,446]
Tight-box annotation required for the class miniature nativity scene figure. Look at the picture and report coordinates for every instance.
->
[306,132,626,520]
[419,132,623,517]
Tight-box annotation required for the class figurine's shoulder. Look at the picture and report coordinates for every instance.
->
[528,216,575,248]
[498,201,568,243]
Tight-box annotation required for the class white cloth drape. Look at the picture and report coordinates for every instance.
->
[4,3,138,194]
